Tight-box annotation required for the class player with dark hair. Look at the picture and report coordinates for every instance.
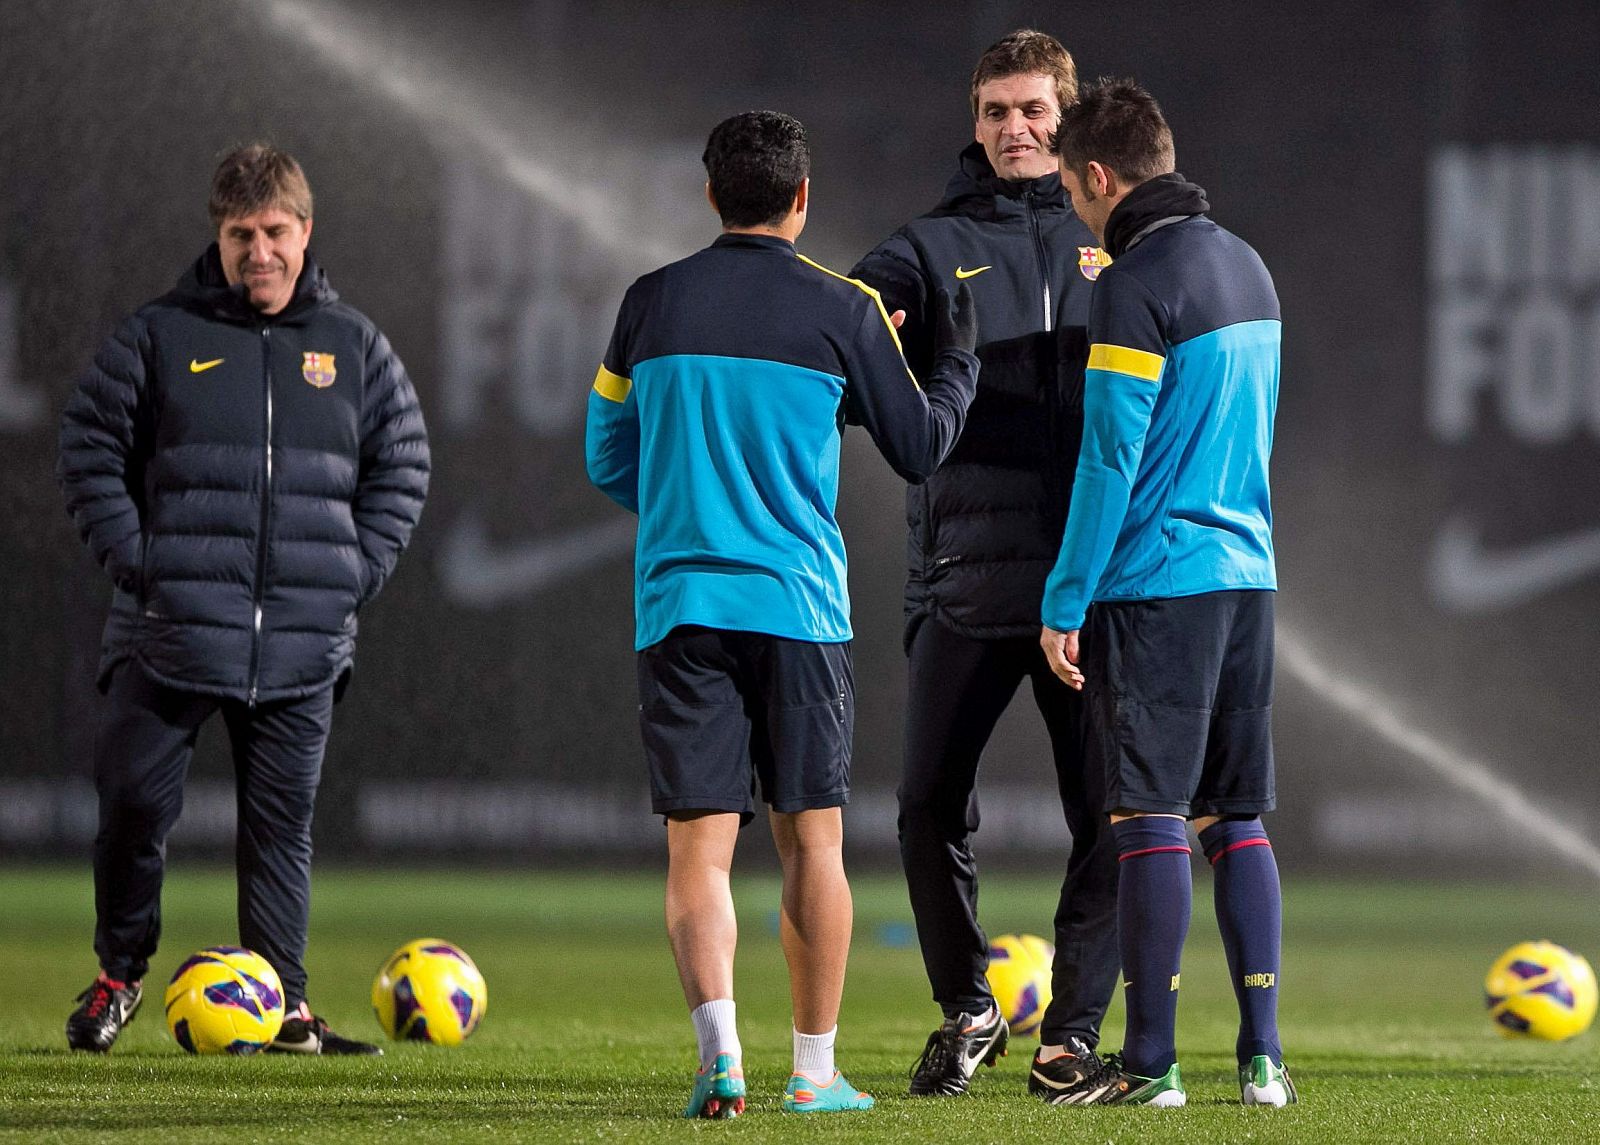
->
[58,142,429,1055]
[587,110,979,1118]
[1039,79,1293,1108]
[851,29,1121,1100]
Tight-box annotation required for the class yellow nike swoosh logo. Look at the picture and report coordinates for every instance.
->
[954,265,992,279]
[189,358,224,373]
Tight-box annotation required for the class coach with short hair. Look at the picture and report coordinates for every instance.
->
[57,143,429,1055]
[851,29,1121,1100]
[1039,80,1292,1108]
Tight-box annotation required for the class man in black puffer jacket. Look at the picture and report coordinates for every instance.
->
[57,144,429,1055]
[851,30,1119,1099]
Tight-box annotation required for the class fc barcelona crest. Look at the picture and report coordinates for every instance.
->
[1078,246,1112,281]
[302,352,336,388]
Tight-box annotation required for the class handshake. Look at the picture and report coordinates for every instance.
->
[886,282,977,356]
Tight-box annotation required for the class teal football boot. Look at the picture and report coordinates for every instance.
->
[782,1070,875,1113]
[683,1052,746,1119]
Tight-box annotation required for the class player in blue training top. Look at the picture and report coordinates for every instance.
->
[1036,80,1294,1109]
[586,110,979,1119]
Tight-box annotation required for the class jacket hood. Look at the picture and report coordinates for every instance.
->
[172,243,338,323]
[1102,173,1210,259]
[931,142,1068,219]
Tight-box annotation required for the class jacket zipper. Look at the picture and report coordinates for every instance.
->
[1024,189,1053,332]
[1024,189,1068,527]
[247,326,273,706]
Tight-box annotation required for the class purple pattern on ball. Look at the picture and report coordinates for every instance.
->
[170,953,225,981]
[450,987,475,1031]
[173,1017,196,1053]
[1508,959,1547,980]
[393,975,424,1039]
[1015,982,1041,1020]
[1496,1009,1532,1033]
[240,971,282,1012]
[421,944,468,964]
[1531,978,1577,1008]
[988,945,1012,961]
[204,979,263,1019]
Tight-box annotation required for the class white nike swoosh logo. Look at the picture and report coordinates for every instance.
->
[1429,514,1600,613]
[1059,1083,1115,1105]
[436,511,635,608]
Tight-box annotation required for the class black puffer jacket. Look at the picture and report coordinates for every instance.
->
[58,246,430,703]
[851,144,1103,644]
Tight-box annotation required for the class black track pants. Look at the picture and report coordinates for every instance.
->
[90,660,331,1007]
[897,618,1120,1046]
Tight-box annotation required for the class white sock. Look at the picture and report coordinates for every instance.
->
[690,999,739,1070]
[793,1025,836,1079]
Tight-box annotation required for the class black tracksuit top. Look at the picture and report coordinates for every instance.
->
[852,143,1103,643]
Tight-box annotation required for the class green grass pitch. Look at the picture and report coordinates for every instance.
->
[2,865,1598,1142]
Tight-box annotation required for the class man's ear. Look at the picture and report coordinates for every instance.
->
[705,181,719,217]
[1087,160,1116,199]
[793,177,810,216]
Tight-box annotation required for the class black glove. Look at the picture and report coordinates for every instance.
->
[934,281,978,356]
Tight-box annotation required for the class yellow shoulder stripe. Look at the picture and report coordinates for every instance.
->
[592,364,631,403]
[796,251,910,364]
[1088,343,1165,383]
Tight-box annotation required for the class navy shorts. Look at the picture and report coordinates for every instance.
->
[1081,590,1276,818]
[636,626,853,823]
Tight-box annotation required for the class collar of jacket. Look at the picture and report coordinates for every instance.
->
[173,243,338,324]
[711,232,797,256]
[1102,172,1210,259]
[935,142,1067,219]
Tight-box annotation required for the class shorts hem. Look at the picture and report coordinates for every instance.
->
[653,797,753,823]
[769,790,849,814]
[1107,796,1196,816]
[1190,798,1276,817]
[1109,796,1276,817]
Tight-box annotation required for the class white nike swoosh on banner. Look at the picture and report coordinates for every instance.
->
[1429,514,1600,613]
[436,511,635,609]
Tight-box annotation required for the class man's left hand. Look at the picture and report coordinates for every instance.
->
[1041,624,1084,690]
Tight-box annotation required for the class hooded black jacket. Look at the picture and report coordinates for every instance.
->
[851,144,1103,644]
[58,246,430,703]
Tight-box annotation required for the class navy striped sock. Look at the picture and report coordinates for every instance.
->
[1112,816,1192,1078]
[1200,816,1282,1065]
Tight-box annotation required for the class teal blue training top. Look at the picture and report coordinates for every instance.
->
[1042,180,1280,633]
[586,233,977,651]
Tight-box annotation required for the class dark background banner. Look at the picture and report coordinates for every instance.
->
[3,1,1597,875]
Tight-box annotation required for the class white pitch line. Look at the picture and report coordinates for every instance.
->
[1277,624,1600,879]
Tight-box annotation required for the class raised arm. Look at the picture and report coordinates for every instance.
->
[843,282,978,483]
[851,233,933,378]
